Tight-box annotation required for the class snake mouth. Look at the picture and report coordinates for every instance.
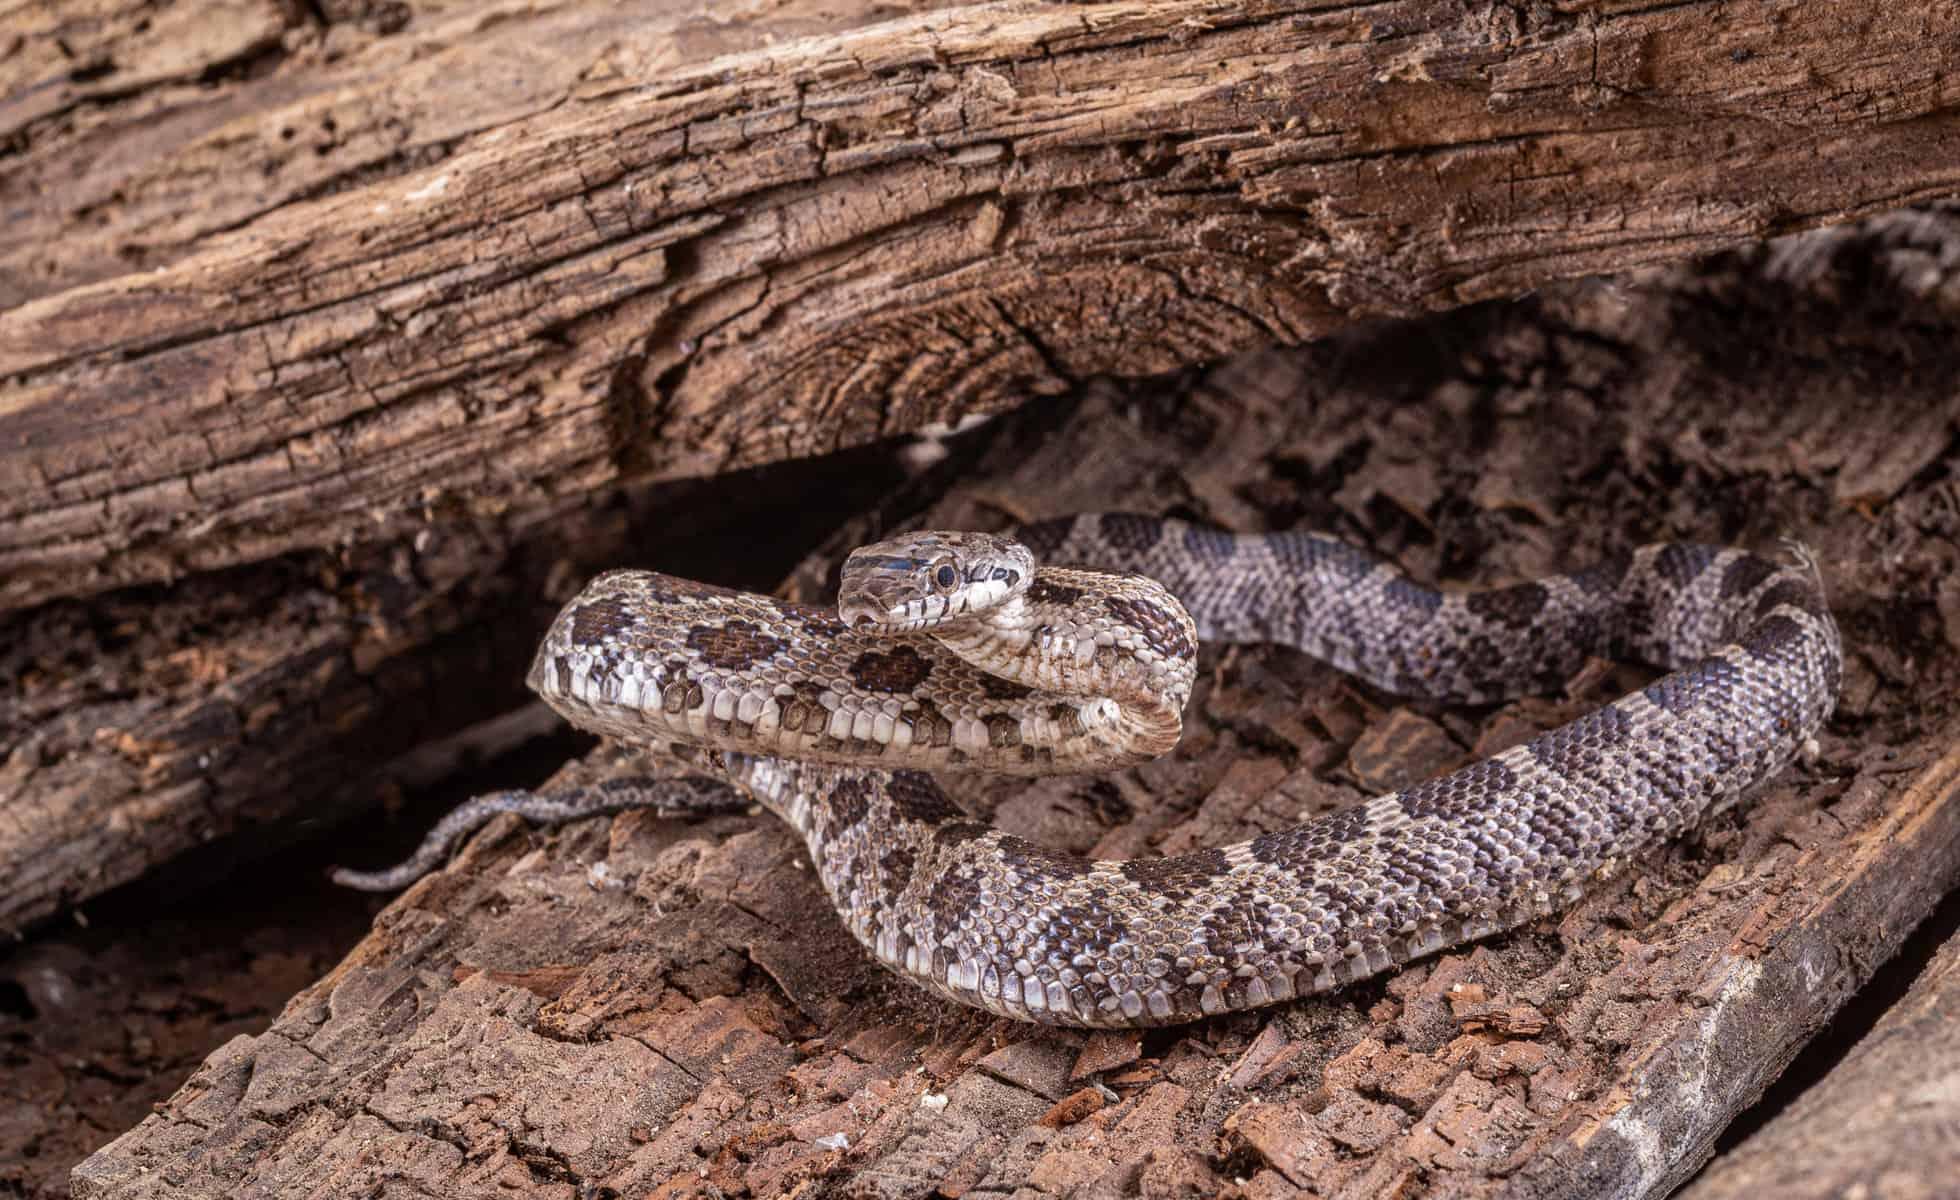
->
[838,592,953,631]
[837,599,889,629]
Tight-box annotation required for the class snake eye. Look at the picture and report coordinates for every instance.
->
[933,563,959,591]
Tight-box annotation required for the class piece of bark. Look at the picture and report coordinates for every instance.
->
[68,227,1960,1196]
[5,2,1960,610]
[1676,906,1960,1200]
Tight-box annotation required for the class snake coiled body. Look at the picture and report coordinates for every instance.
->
[339,515,1841,1028]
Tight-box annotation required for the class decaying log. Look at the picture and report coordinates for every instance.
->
[1677,907,1960,1200]
[5,1,1960,610]
[69,221,1960,1195]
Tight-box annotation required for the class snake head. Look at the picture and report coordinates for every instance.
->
[838,531,1035,630]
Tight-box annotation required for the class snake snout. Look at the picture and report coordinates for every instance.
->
[839,569,931,629]
[837,600,882,629]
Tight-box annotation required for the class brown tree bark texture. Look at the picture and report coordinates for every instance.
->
[1678,913,1960,1200]
[4,0,1959,611]
[69,223,1960,1197]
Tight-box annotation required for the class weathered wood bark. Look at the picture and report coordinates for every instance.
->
[68,216,1960,1196]
[1677,907,1960,1200]
[4,1,1959,611]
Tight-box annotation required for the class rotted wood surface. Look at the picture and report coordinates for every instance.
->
[5,1,1960,611]
[68,220,1960,1196]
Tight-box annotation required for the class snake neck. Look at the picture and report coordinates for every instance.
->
[928,569,1199,708]
[924,567,1197,757]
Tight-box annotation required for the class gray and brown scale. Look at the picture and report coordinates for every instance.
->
[338,516,1842,1029]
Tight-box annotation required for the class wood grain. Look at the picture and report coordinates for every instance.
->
[5,0,1959,609]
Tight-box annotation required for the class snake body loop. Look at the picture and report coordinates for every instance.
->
[342,516,1841,1028]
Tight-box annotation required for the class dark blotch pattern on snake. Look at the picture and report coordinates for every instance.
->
[334,517,1840,1029]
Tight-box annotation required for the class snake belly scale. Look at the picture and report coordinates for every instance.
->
[336,515,1842,1029]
